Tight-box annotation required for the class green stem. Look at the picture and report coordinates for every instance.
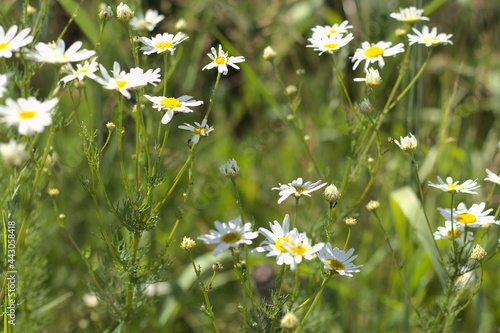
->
[124,233,141,333]
[343,228,351,251]
[295,275,332,333]
[163,53,168,97]
[331,55,355,113]
[58,0,84,41]
[117,95,137,206]
[293,197,299,229]
[204,72,222,121]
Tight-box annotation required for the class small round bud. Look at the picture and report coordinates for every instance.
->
[262,46,277,61]
[359,98,372,114]
[286,114,295,121]
[395,28,407,37]
[180,236,196,250]
[48,188,60,197]
[106,122,116,131]
[219,158,240,179]
[285,85,297,96]
[27,5,36,16]
[366,200,380,211]
[99,5,113,21]
[280,312,299,329]
[200,305,206,311]
[175,18,187,31]
[471,244,486,262]
[345,217,357,226]
[303,135,310,141]
[117,2,134,21]
[367,157,375,164]
[296,69,305,75]
[212,262,223,272]
[323,184,341,203]
[59,213,66,220]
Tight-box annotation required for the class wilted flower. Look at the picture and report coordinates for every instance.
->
[280,312,299,329]
[354,68,382,86]
[345,217,357,226]
[99,6,113,21]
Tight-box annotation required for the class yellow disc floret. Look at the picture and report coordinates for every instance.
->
[160,97,181,109]
[275,237,289,253]
[155,42,173,50]
[327,259,345,271]
[215,57,227,65]
[456,212,477,225]
[324,43,339,50]
[19,110,37,119]
[221,232,241,244]
[364,45,384,58]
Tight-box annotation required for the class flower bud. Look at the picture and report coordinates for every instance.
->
[117,2,134,21]
[99,5,114,21]
[280,312,299,329]
[345,217,357,226]
[220,158,240,179]
[180,236,196,250]
[471,244,486,262]
[262,46,276,61]
[366,200,380,211]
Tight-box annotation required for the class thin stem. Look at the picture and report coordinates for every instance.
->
[58,0,84,41]
[331,55,355,113]
[295,275,332,333]
[124,233,141,333]
[117,95,137,206]
[293,197,299,229]
[204,72,222,121]
[343,228,351,251]
[163,53,168,97]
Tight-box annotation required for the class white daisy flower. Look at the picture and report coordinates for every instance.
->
[485,169,500,184]
[253,214,299,266]
[272,177,327,204]
[0,139,28,167]
[433,221,474,246]
[26,39,96,64]
[307,33,354,55]
[178,119,214,144]
[389,7,429,24]
[438,202,498,228]
[318,243,362,277]
[130,9,165,31]
[428,176,480,195]
[138,32,188,55]
[143,94,203,124]
[125,67,161,89]
[353,68,382,86]
[0,72,13,98]
[0,25,33,58]
[219,158,240,179]
[59,57,99,85]
[197,217,258,256]
[351,41,404,71]
[280,232,324,271]
[311,21,353,39]
[0,97,58,136]
[408,26,453,47]
[202,45,245,75]
[394,132,417,152]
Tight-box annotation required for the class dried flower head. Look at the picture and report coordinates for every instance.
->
[180,236,196,250]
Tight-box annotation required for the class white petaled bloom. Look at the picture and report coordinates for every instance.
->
[433,221,474,246]
[142,282,171,296]
[471,244,486,262]
[311,20,353,39]
[117,2,134,21]
[280,232,324,271]
[125,67,161,90]
[438,202,499,228]
[59,57,99,85]
[394,132,417,152]
[353,68,382,86]
[323,184,341,203]
[0,139,28,167]
[130,9,165,31]
[428,176,480,195]
[272,177,327,204]
[389,7,429,24]
[143,94,203,124]
[138,32,188,55]
[407,26,453,47]
[0,72,13,98]
[0,25,33,58]
[253,214,299,266]
[485,169,500,184]
[318,243,362,277]
[178,119,214,144]
[197,217,258,256]
[202,45,245,75]
[220,158,240,179]
[0,97,58,136]
[351,41,404,71]
[26,39,96,64]
[307,33,354,56]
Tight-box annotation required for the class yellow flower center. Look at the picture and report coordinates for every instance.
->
[155,41,173,50]
[326,29,338,36]
[160,98,181,109]
[19,110,37,119]
[446,184,463,192]
[77,69,88,74]
[116,80,129,89]
[364,45,384,58]
[456,212,477,225]
[214,57,227,65]
[194,127,207,136]
[221,232,241,243]
[424,37,439,44]
[291,245,307,256]
[327,259,345,271]
[446,228,462,240]
[275,237,289,253]
[324,43,339,50]
[292,186,307,194]
[0,42,9,50]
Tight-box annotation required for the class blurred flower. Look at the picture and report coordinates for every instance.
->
[106,122,115,130]
[202,45,245,75]
[428,176,479,194]
[138,32,188,55]
[280,232,324,271]
[307,33,354,55]
[345,217,357,226]
[353,68,382,86]
[280,312,299,329]
[285,85,297,96]
[455,267,474,289]
[0,72,13,98]
[272,177,327,204]
[0,25,33,58]
[366,200,380,211]
[180,236,196,250]
[48,188,59,196]
[99,6,113,21]
[394,132,417,152]
[359,98,372,114]
[130,9,164,31]
[438,202,498,228]
[351,41,404,71]
[318,243,362,277]
[178,119,214,144]
[59,57,99,85]
[311,21,353,39]
[143,94,203,124]
[471,244,486,262]
[82,293,99,308]
[323,184,341,203]
[219,158,240,179]
[485,169,500,184]
[27,40,96,64]
[142,281,171,296]
[197,217,258,256]
[212,262,223,271]
[262,46,276,60]
[0,139,28,167]
[27,5,36,16]
[395,28,407,37]
[117,2,134,21]
[0,97,58,135]
[433,221,473,246]
[389,7,429,24]
[408,26,453,47]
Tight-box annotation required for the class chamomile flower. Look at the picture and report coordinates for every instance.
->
[220,158,240,179]
[280,232,324,271]
[59,57,99,85]
[438,202,498,228]
[272,177,327,204]
[485,169,500,184]
[0,72,13,98]
[130,9,165,31]
[253,214,299,266]
[197,217,258,256]
[0,139,28,167]
[311,21,353,39]
[26,39,96,64]
[202,45,245,75]
[143,95,203,124]
[433,221,474,246]
[178,119,214,144]
[353,68,382,86]
[407,26,453,47]
[428,176,480,195]
[307,33,354,55]
[394,132,417,152]
[0,97,58,136]
[318,243,362,277]
[0,25,33,58]
[138,32,188,55]
[389,7,429,24]
[351,41,404,71]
